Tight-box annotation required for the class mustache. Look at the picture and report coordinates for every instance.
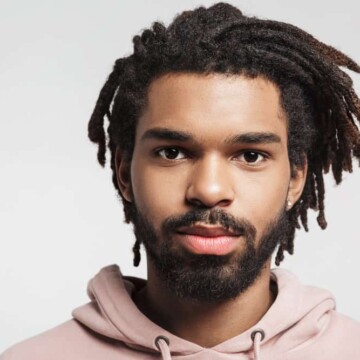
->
[162,207,256,240]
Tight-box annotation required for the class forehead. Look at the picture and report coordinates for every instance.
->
[137,73,287,145]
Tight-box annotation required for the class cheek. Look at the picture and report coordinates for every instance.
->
[131,160,186,225]
[234,165,290,228]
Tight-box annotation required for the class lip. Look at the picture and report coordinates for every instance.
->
[177,225,240,237]
[176,226,241,255]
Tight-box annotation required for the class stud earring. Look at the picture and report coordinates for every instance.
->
[287,200,292,210]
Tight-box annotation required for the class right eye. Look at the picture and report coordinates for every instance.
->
[154,147,187,160]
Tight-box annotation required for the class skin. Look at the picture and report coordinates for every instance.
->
[115,73,307,347]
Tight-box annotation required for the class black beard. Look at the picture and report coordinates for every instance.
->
[131,205,289,303]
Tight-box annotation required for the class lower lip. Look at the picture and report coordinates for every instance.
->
[177,233,240,255]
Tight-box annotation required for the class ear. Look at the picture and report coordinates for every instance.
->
[115,147,133,202]
[287,159,308,209]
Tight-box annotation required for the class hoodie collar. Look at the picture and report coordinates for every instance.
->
[72,264,336,356]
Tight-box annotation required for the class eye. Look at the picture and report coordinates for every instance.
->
[237,151,267,165]
[154,147,187,160]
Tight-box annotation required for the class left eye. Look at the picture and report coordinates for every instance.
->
[237,151,266,164]
[155,147,186,160]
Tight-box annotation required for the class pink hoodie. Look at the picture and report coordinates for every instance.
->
[1,264,360,359]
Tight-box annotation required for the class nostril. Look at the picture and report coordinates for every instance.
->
[187,198,233,211]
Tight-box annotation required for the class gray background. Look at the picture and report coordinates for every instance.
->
[0,0,359,352]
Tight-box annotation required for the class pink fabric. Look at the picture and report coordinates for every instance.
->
[1,264,360,359]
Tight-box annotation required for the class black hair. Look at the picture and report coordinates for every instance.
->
[88,3,360,266]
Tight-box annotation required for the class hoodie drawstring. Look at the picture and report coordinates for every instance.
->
[155,335,172,360]
[250,329,265,360]
[155,330,265,360]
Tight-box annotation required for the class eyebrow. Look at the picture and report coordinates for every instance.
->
[225,132,281,145]
[141,127,281,145]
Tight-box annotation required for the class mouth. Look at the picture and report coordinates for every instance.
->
[176,225,242,255]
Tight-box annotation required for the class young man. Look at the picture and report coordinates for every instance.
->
[2,2,360,359]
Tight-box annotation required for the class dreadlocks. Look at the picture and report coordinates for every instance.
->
[88,3,360,267]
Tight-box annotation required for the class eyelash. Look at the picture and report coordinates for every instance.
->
[153,147,269,166]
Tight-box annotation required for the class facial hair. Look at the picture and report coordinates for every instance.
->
[131,204,290,303]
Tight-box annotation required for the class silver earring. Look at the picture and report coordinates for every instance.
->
[287,200,292,210]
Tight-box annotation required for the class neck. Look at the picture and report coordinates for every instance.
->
[134,260,277,347]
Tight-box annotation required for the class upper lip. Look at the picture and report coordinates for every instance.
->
[177,225,241,237]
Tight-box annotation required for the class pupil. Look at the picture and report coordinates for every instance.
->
[165,148,179,159]
[244,152,258,162]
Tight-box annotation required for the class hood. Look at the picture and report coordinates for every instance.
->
[72,264,336,359]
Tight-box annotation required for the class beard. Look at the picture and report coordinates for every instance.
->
[130,203,290,303]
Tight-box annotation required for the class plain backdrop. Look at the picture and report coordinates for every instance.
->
[0,0,359,352]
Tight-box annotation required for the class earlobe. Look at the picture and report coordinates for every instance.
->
[115,147,133,202]
[287,159,308,209]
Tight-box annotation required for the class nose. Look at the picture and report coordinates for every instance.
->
[185,154,235,208]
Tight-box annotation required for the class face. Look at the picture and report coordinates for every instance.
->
[116,73,306,302]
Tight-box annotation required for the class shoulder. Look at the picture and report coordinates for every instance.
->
[0,320,121,360]
[0,320,84,360]
[326,310,360,339]
[302,311,360,358]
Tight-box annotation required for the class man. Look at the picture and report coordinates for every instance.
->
[2,2,360,359]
